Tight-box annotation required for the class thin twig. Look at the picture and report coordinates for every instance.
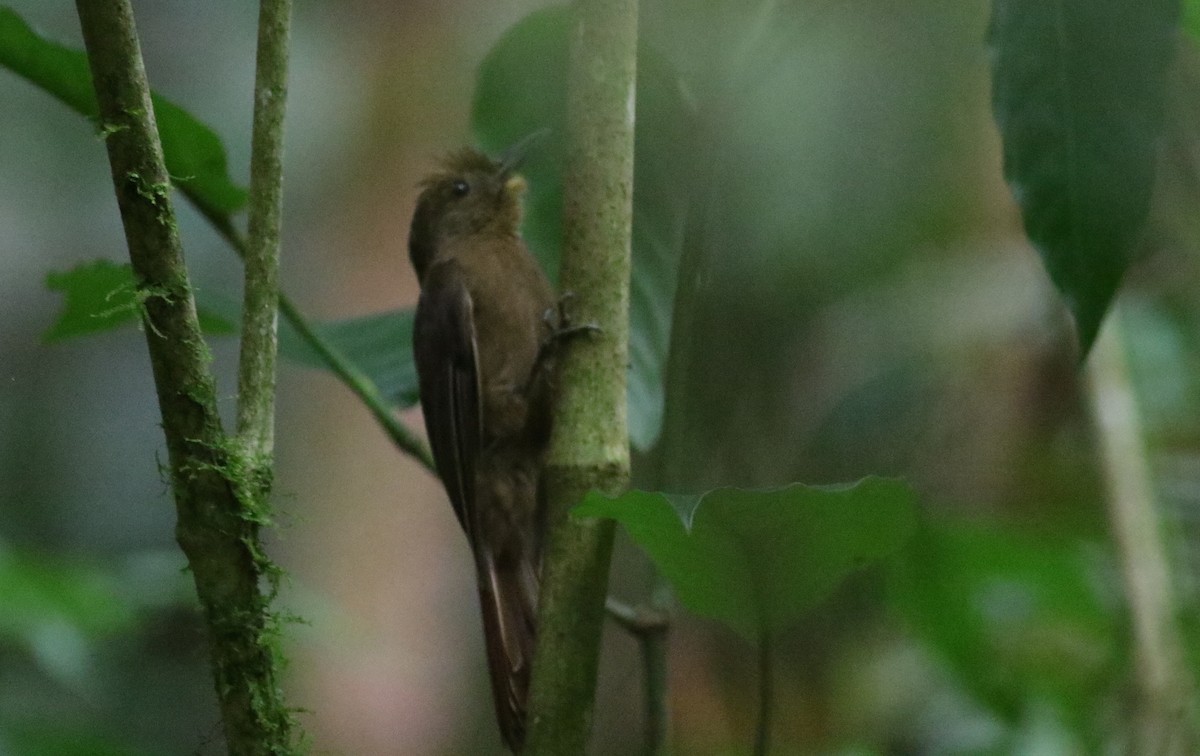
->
[236,0,292,460]
[606,598,670,754]
[1086,307,1197,753]
[754,625,772,756]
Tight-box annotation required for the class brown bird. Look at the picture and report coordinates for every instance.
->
[409,146,557,752]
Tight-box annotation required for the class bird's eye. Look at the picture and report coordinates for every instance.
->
[451,179,470,197]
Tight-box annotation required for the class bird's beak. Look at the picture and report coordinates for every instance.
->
[497,128,551,176]
[503,174,528,197]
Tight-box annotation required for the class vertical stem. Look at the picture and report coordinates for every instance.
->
[1086,307,1196,753]
[236,0,292,460]
[75,0,297,753]
[74,1,296,752]
[754,627,772,756]
[525,0,638,752]
[639,615,669,754]
[605,599,671,755]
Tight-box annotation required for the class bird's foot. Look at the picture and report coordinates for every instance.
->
[543,292,602,343]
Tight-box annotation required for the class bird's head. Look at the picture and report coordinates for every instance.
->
[408,147,528,280]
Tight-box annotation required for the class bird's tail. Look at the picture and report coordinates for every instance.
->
[477,551,539,752]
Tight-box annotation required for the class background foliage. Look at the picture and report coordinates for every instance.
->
[2,0,1200,753]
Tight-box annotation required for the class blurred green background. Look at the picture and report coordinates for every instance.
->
[3,1,1200,754]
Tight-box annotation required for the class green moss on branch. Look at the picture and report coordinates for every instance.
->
[74,0,298,751]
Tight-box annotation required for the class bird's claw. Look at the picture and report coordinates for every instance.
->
[544,291,602,344]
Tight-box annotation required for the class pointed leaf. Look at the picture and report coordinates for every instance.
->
[989,0,1179,352]
[278,309,419,408]
[0,8,246,217]
[44,260,234,342]
[44,260,142,341]
[471,6,692,449]
[574,477,917,638]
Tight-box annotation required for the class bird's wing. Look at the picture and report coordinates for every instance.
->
[414,256,537,752]
[413,259,482,540]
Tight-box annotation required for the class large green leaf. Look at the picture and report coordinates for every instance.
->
[472,6,692,450]
[574,477,917,638]
[0,7,246,218]
[989,0,1180,353]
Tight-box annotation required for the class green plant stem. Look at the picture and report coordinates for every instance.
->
[74,1,296,752]
[525,0,638,752]
[1086,307,1197,752]
[754,627,772,756]
[606,599,670,755]
[236,0,291,462]
[205,212,435,473]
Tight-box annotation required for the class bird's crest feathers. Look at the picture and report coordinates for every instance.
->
[419,148,503,187]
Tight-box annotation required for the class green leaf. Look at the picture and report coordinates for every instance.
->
[43,261,141,341]
[43,260,235,342]
[472,6,692,449]
[889,518,1121,734]
[0,7,246,217]
[574,477,917,638]
[989,0,1180,353]
[278,309,419,408]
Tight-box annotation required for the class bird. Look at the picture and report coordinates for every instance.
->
[409,144,557,752]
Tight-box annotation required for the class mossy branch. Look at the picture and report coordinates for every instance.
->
[74,1,297,752]
[525,0,639,752]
